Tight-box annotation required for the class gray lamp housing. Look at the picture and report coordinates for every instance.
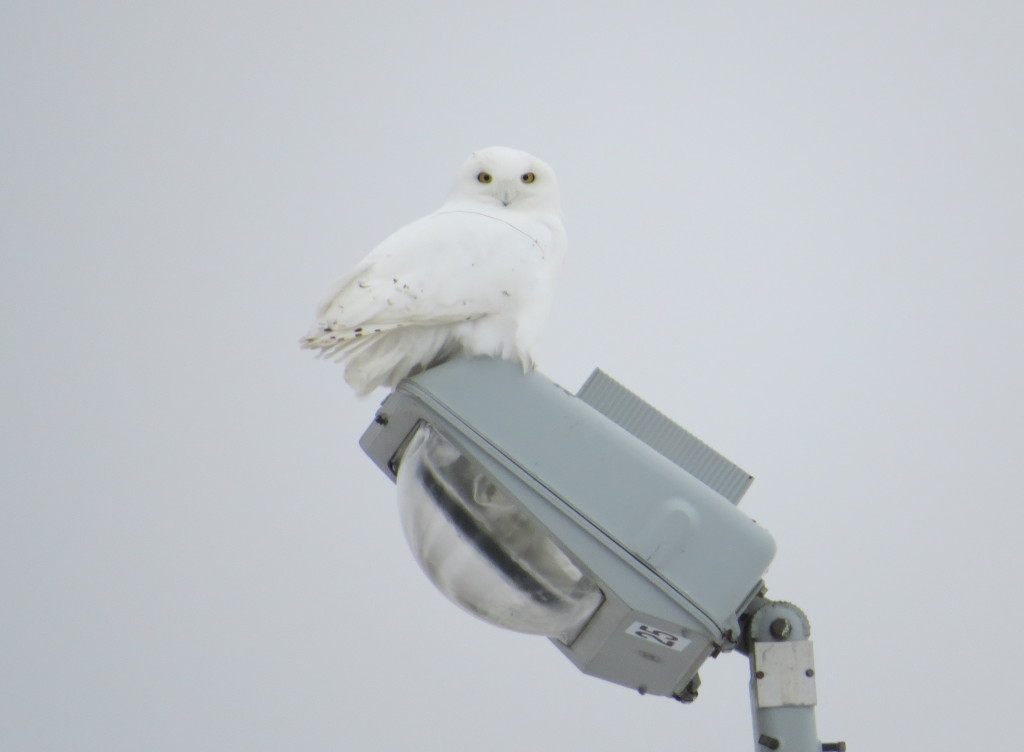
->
[360,357,776,700]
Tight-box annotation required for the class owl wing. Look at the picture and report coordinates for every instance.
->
[300,210,555,358]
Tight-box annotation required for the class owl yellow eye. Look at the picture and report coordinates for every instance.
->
[521,172,536,183]
[477,172,493,183]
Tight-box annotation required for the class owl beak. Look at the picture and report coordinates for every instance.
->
[500,190,512,207]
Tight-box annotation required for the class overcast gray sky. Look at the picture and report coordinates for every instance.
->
[3,2,1022,750]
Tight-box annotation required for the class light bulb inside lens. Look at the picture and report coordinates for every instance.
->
[396,423,604,643]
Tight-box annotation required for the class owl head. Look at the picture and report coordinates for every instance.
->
[447,146,561,213]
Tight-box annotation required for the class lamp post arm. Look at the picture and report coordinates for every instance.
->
[742,598,845,752]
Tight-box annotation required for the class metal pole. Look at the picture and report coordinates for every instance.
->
[744,599,844,752]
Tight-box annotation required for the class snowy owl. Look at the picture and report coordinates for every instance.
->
[300,146,567,396]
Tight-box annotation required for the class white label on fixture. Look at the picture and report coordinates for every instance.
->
[627,622,689,652]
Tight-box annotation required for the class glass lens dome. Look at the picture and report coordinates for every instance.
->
[395,423,604,643]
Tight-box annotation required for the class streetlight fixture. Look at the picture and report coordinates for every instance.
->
[360,357,844,752]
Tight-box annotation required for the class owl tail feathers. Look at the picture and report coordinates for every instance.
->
[344,327,464,397]
[301,323,463,397]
